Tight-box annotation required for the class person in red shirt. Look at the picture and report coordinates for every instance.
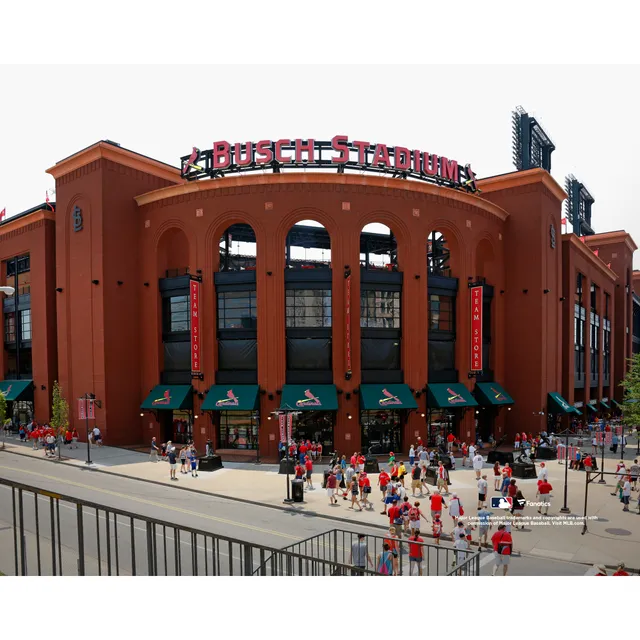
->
[583,454,593,472]
[446,433,455,452]
[521,432,527,442]
[408,532,425,576]
[537,479,553,515]
[359,472,372,509]
[388,502,401,528]
[461,442,469,467]
[491,524,513,576]
[504,463,513,478]
[325,470,338,505]
[378,470,390,502]
[294,462,304,480]
[357,453,366,473]
[299,442,307,463]
[429,492,447,522]
[310,443,317,460]
[507,479,518,504]
[304,455,314,490]
[613,563,629,576]
[390,462,399,480]
[316,442,323,460]
[350,452,357,466]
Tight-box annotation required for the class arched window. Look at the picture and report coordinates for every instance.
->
[360,223,397,271]
[285,220,331,269]
[219,224,256,272]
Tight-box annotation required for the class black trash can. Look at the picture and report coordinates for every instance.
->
[536,447,556,460]
[196,455,223,472]
[364,457,380,474]
[291,479,305,503]
[424,466,437,486]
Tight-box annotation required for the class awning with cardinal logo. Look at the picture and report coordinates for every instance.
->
[0,379,33,402]
[359,384,418,411]
[427,383,478,409]
[140,385,193,411]
[473,382,514,406]
[279,385,338,412]
[201,385,259,411]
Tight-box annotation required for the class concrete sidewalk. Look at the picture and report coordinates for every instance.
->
[2,436,639,569]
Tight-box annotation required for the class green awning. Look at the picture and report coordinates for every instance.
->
[359,384,418,410]
[201,385,259,411]
[611,399,623,409]
[547,392,574,415]
[474,382,514,406]
[0,379,34,402]
[280,385,338,411]
[427,383,478,409]
[141,385,193,411]
[572,407,583,416]
[586,403,597,414]
[600,400,610,410]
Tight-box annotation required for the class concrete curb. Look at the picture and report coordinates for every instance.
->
[2,446,637,572]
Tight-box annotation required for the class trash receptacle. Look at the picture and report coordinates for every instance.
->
[292,479,304,503]
[424,466,437,486]
[364,457,380,474]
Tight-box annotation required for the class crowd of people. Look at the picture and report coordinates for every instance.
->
[149,437,199,480]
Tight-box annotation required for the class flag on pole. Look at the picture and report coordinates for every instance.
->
[45,192,54,212]
[0,208,5,221]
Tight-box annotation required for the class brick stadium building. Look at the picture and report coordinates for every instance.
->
[1,120,637,460]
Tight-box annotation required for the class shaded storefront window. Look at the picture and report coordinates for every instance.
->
[218,410,258,450]
[360,410,402,455]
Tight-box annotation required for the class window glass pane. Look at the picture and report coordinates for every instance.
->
[285,289,332,328]
[360,290,401,328]
[217,291,257,330]
[218,411,259,450]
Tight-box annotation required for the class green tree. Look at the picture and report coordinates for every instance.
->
[620,353,640,429]
[0,389,7,449]
[50,381,69,459]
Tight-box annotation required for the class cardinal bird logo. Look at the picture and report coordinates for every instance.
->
[463,163,478,192]
[296,389,322,407]
[0,385,12,397]
[378,388,402,406]
[182,147,203,177]
[152,389,172,406]
[491,387,506,402]
[446,388,466,404]
[216,389,240,407]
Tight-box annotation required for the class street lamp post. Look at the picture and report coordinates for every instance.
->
[84,393,93,466]
[0,286,15,451]
[557,428,572,513]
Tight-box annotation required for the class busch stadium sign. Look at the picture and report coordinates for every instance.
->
[180,136,478,192]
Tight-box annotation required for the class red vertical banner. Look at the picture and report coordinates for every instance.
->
[190,279,201,375]
[78,399,86,420]
[287,413,293,442]
[279,414,286,443]
[345,273,352,374]
[470,285,483,371]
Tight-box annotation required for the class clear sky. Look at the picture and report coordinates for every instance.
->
[1,65,638,265]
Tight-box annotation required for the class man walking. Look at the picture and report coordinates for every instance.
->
[477,474,488,508]
[304,455,314,490]
[491,523,513,576]
[629,459,640,491]
[408,531,425,576]
[477,505,493,547]
[436,461,448,494]
[411,463,422,497]
[622,476,631,511]
[349,533,372,575]
[168,447,178,481]
[326,470,338,505]
[468,442,476,462]
[149,436,159,462]
[472,451,484,479]
[537,478,553,515]
[92,425,103,447]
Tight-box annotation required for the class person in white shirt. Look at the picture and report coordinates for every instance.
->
[622,478,632,511]
[537,462,548,482]
[472,453,484,479]
[468,444,476,460]
[409,445,416,465]
[92,426,103,447]
[477,474,488,508]
[454,532,469,574]
[591,436,598,455]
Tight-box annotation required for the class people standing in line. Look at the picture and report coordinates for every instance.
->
[477,474,488,509]
[622,476,631,512]
[472,451,484,479]
[326,470,338,505]
[168,447,178,481]
[408,532,425,576]
[477,505,493,547]
[304,455,314,490]
[537,479,553,515]
[409,444,415,467]
[449,492,463,529]
[349,476,362,511]
[629,459,640,491]
[149,437,159,462]
[493,461,501,490]
[491,523,513,576]
[349,533,372,575]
